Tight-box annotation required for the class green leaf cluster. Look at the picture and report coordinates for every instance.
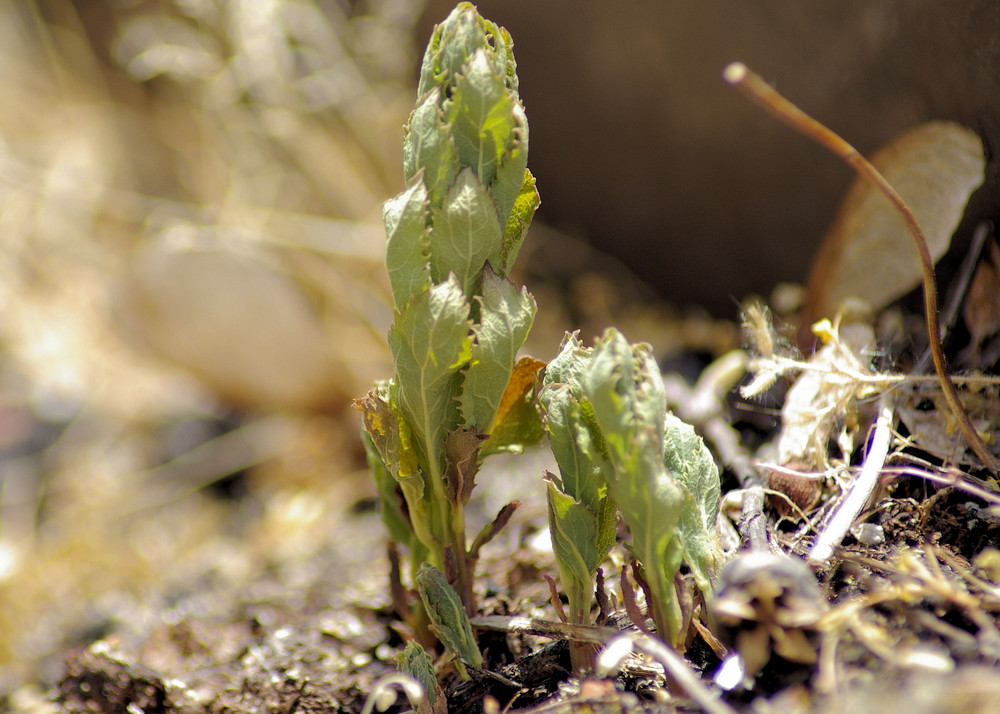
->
[358,2,541,619]
[540,328,722,649]
[663,413,723,598]
[538,334,617,628]
[361,4,725,678]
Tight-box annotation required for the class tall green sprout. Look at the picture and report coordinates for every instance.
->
[356,3,541,619]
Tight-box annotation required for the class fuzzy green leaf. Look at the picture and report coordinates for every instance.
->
[361,427,414,548]
[495,25,518,91]
[584,331,638,458]
[416,4,486,98]
[611,455,687,646]
[384,179,432,310]
[646,530,685,644]
[582,328,687,646]
[431,4,489,95]
[403,90,459,203]
[544,338,615,510]
[388,275,472,479]
[396,641,442,713]
[491,103,529,229]
[664,413,722,595]
[460,266,536,432]
[539,384,603,509]
[415,24,442,100]
[496,168,538,276]
[539,335,619,627]
[595,491,619,563]
[546,477,599,573]
[357,384,436,554]
[539,334,607,505]
[586,333,667,465]
[416,563,483,669]
[427,168,503,299]
[545,476,599,621]
[447,49,515,188]
[542,332,590,394]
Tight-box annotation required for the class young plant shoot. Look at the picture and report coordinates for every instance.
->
[538,333,618,671]
[359,3,723,680]
[356,1,541,632]
[542,329,722,650]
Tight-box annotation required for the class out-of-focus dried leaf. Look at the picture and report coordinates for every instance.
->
[806,122,985,321]
[963,240,1000,361]
[898,388,1000,466]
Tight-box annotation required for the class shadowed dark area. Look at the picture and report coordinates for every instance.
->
[423,1,1000,315]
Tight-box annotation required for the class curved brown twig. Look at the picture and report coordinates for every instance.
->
[723,62,1000,476]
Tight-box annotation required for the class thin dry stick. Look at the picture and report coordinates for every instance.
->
[723,62,1000,476]
[738,486,772,553]
[914,221,991,373]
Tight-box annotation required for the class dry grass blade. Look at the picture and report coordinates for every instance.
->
[724,62,1000,476]
[808,398,893,564]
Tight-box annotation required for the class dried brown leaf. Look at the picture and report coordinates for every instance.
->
[807,122,985,321]
[963,240,1000,359]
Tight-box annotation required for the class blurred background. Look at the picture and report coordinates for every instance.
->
[2,0,998,699]
[1,0,420,694]
[423,0,1000,314]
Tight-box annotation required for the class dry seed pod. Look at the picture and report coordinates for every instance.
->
[765,462,822,517]
[712,551,825,680]
[806,121,985,323]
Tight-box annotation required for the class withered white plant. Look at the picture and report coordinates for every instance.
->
[742,304,889,467]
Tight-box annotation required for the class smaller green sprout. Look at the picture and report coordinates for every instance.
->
[541,328,722,651]
[396,642,445,714]
[416,563,483,680]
